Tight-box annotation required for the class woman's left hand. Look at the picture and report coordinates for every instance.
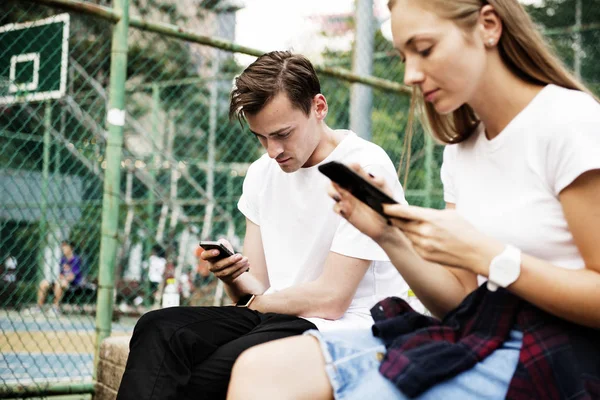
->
[382,204,504,275]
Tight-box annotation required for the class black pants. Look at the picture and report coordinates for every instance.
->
[116,306,317,400]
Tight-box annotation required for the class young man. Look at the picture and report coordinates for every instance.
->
[36,240,82,313]
[117,51,411,400]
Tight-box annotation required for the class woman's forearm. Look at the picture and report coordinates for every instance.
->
[378,230,476,318]
[470,247,600,329]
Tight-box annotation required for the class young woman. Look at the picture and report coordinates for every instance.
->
[226,0,600,399]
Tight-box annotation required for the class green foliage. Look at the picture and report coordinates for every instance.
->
[525,0,600,94]
[0,220,41,283]
[0,281,38,308]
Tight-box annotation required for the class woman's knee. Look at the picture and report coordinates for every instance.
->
[232,343,274,380]
[230,338,303,390]
[228,344,281,400]
[235,336,308,370]
[229,336,332,400]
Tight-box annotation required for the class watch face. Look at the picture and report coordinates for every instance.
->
[236,294,254,307]
[492,258,519,285]
[488,245,521,291]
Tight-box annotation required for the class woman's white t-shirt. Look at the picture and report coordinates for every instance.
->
[441,84,600,273]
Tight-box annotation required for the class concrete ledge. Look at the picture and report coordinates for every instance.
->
[99,335,131,366]
[97,359,126,392]
[93,335,131,400]
[94,382,118,400]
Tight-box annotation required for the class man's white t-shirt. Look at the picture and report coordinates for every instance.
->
[238,131,410,331]
[441,84,600,277]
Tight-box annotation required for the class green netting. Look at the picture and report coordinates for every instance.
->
[0,0,598,396]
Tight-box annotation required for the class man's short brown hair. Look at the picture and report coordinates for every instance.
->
[229,51,321,123]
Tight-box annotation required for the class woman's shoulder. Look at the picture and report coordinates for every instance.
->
[541,85,600,120]
[535,86,600,145]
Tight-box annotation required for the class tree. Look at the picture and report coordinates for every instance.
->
[526,0,600,94]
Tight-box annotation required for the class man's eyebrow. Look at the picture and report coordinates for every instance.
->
[249,127,292,137]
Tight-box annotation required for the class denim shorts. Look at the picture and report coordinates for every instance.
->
[304,328,523,400]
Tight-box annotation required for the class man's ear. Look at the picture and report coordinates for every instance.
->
[313,94,328,121]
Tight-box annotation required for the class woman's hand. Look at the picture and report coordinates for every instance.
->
[383,204,504,274]
[327,164,408,245]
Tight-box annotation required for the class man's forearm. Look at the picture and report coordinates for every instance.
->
[249,282,347,320]
[224,272,269,303]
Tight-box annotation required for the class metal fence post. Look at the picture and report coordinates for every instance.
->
[148,83,159,237]
[38,101,52,284]
[574,0,582,80]
[143,83,160,305]
[94,0,130,375]
[350,0,374,140]
[201,56,220,240]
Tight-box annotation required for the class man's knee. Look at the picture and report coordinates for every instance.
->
[39,280,50,291]
[126,310,169,355]
[131,308,188,346]
[134,308,171,334]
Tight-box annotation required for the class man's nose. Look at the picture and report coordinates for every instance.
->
[266,140,283,159]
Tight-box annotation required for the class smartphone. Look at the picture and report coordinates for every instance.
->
[318,161,398,216]
[198,241,234,261]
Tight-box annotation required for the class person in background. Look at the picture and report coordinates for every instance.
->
[146,244,166,304]
[37,240,83,314]
[2,254,17,283]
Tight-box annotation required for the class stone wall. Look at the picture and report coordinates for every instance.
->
[93,336,131,400]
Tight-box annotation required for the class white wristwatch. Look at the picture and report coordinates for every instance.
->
[487,245,521,292]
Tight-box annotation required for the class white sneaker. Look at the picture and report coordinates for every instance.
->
[28,305,43,315]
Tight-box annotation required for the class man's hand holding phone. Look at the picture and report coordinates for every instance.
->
[199,240,250,284]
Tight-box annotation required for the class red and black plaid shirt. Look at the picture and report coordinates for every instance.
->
[370,285,600,399]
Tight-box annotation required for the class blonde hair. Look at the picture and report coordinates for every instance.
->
[389,0,596,145]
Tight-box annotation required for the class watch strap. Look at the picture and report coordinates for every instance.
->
[235,294,256,307]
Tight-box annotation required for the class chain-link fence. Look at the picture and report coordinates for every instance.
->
[1,0,599,397]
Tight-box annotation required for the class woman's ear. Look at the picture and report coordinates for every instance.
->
[478,4,503,47]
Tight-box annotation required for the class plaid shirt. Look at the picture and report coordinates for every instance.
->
[371,285,600,399]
